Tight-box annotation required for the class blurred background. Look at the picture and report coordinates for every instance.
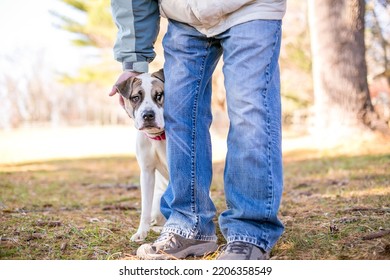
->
[0,0,389,163]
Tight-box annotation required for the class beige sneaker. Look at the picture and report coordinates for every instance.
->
[136,232,218,260]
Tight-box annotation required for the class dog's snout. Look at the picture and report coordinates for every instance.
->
[142,110,155,121]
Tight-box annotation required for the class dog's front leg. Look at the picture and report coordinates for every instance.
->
[130,168,155,242]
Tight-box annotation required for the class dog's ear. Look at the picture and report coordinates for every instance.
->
[151,69,164,82]
[115,76,139,99]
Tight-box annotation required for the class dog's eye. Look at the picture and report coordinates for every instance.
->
[155,92,164,103]
[131,96,140,103]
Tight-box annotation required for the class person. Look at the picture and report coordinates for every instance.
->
[109,0,286,260]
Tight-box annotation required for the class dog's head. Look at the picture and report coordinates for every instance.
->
[116,69,165,136]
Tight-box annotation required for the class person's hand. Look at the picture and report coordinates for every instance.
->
[109,71,140,107]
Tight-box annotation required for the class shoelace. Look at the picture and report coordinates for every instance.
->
[224,242,251,255]
[153,233,181,251]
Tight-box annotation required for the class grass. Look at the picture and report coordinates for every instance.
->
[275,152,390,260]
[1,139,390,260]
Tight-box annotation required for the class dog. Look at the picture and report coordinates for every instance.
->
[115,69,168,242]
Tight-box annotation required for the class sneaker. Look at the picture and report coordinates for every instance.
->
[216,241,269,260]
[136,232,218,260]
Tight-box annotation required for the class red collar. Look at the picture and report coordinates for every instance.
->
[146,131,166,141]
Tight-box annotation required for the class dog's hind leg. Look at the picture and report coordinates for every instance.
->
[151,171,167,226]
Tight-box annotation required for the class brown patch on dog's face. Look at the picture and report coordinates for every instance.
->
[151,69,164,83]
[116,77,145,118]
[116,77,140,99]
[127,80,145,118]
[151,80,164,108]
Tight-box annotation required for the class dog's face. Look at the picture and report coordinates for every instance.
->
[116,70,165,136]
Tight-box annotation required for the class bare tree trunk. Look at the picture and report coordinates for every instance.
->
[371,2,390,85]
[308,0,388,135]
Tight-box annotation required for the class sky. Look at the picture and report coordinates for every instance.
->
[0,0,91,76]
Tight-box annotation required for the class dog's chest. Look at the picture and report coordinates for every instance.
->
[150,140,168,177]
[136,132,168,178]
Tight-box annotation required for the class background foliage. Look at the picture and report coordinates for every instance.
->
[0,0,389,130]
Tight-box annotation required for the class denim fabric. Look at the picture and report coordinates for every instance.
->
[161,19,284,252]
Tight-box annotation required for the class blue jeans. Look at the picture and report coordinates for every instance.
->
[161,19,284,252]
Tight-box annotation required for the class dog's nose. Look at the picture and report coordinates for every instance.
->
[142,110,155,121]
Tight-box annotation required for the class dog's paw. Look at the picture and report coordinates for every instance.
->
[130,231,148,242]
[150,226,164,233]
[151,215,166,226]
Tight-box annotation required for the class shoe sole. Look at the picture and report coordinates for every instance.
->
[137,242,219,260]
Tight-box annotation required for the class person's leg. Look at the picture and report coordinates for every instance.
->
[137,20,222,259]
[217,20,284,258]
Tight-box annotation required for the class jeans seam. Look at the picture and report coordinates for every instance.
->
[189,39,211,237]
[262,24,281,244]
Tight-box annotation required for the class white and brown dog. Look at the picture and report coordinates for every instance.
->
[115,69,168,242]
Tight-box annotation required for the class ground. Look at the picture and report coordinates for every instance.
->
[0,126,389,260]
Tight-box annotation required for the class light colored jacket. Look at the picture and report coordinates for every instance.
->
[160,0,286,37]
[111,0,286,72]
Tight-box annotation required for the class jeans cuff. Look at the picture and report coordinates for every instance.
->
[227,235,269,252]
[162,227,217,242]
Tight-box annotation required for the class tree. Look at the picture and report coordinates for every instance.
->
[52,0,115,48]
[51,0,120,85]
[308,0,388,135]
[366,0,390,83]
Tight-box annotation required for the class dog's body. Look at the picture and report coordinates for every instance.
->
[116,70,168,242]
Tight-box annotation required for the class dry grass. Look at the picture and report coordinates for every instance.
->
[1,129,389,260]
